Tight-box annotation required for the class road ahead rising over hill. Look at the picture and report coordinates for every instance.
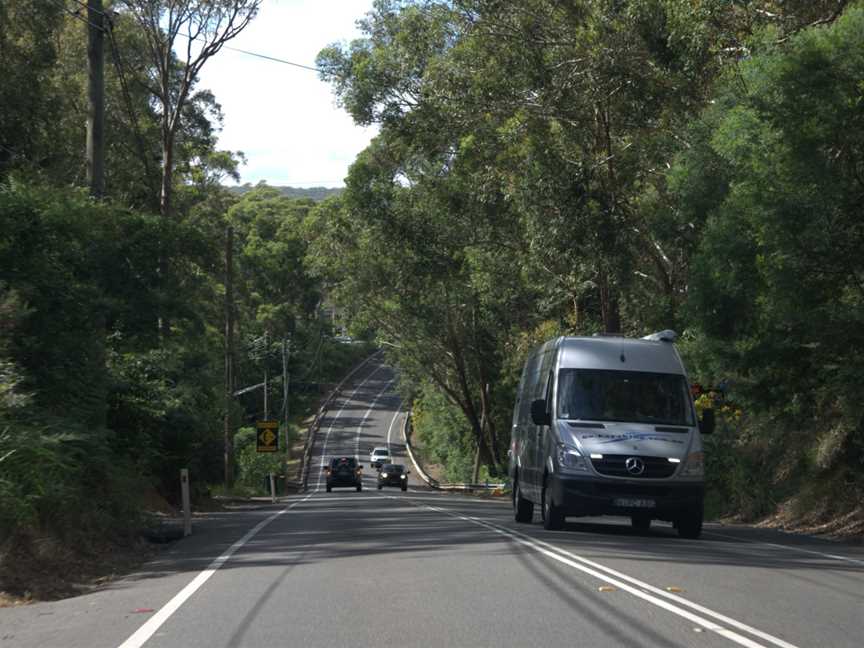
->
[2,356,863,648]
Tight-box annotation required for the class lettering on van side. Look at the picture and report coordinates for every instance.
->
[580,433,685,445]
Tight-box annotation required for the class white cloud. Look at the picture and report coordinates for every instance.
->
[194,0,378,187]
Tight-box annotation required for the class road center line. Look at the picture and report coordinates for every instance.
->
[315,363,387,491]
[118,494,314,648]
[121,355,387,647]
[396,498,799,648]
[354,379,395,462]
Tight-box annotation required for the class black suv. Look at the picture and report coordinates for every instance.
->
[325,457,363,492]
[377,464,409,491]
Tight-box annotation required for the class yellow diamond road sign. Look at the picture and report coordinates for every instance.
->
[256,420,279,453]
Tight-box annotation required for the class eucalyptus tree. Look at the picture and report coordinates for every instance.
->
[305,129,532,474]
[318,0,719,335]
[0,3,68,179]
[117,0,261,217]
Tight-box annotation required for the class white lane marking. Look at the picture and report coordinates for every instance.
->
[399,407,432,487]
[704,530,864,568]
[402,494,509,504]
[297,495,387,502]
[354,379,395,462]
[332,350,382,394]
[315,364,387,491]
[118,494,313,648]
[385,407,402,454]
[397,498,799,648]
[505,528,800,648]
[121,358,387,648]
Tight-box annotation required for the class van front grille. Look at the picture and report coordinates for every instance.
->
[590,455,677,479]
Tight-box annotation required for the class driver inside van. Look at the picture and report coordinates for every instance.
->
[602,380,633,420]
[558,372,604,420]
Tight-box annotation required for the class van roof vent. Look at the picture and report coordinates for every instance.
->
[642,329,678,343]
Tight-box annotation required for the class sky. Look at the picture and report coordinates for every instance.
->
[194,0,378,188]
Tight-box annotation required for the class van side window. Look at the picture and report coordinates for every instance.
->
[514,361,530,425]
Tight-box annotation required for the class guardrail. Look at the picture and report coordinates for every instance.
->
[401,411,506,493]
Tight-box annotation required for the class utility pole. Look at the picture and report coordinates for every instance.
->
[86,0,105,198]
[263,331,269,420]
[282,337,290,458]
[224,226,235,488]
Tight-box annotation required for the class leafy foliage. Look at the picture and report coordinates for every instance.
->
[314,0,864,515]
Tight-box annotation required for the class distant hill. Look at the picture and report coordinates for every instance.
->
[227,184,343,201]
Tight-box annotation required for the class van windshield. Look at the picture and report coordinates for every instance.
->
[557,369,694,426]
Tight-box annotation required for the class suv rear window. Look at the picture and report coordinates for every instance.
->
[330,457,357,469]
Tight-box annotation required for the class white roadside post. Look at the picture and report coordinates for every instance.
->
[269,472,276,503]
[180,468,192,537]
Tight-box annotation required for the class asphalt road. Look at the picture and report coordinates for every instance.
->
[2,355,863,647]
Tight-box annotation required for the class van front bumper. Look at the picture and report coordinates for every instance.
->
[549,473,703,519]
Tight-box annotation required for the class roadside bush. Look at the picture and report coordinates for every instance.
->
[0,419,145,545]
[412,381,477,483]
[234,426,285,493]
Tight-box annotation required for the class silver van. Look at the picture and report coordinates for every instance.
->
[508,331,714,538]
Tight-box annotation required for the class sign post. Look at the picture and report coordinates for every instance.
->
[180,468,191,537]
[256,420,279,453]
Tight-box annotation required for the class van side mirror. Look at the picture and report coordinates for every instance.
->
[699,408,715,435]
[530,399,550,426]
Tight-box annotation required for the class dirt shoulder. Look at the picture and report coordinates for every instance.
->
[749,500,864,544]
[0,533,158,606]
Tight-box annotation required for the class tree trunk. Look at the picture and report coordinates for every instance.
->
[86,0,105,198]
[160,131,173,218]
[471,442,481,484]
[599,272,621,333]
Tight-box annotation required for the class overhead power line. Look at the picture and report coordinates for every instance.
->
[70,0,107,16]
[51,0,107,32]
[221,45,325,73]
[58,3,327,75]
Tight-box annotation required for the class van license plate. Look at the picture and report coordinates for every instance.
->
[614,498,656,508]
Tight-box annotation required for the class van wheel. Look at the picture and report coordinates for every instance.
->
[541,480,564,531]
[677,509,703,539]
[356,484,362,492]
[326,485,332,493]
[513,480,533,523]
[631,515,651,532]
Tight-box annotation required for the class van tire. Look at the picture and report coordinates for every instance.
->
[677,509,703,539]
[513,480,533,523]
[631,515,651,532]
[541,480,564,530]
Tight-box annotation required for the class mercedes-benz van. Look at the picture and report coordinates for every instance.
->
[508,331,714,538]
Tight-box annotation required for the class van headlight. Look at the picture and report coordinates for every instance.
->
[557,443,589,473]
[678,451,704,477]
